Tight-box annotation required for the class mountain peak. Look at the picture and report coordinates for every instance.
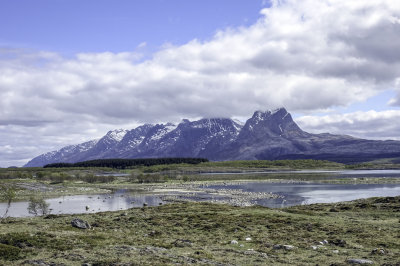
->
[271,107,287,114]
[250,107,291,125]
[243,107,305,138]
[253,107,288,118]
[26,107,400,167]
[106,129,128,142]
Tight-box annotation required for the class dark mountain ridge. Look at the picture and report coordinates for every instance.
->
[25,108,400,167]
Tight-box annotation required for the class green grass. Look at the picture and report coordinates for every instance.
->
[0,197,399,265]
[140,159,346,173]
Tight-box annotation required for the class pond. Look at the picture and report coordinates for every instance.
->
[206,182,400,208]
[0,190,164,218]
[200,169,400,178]
[1,170,400,217]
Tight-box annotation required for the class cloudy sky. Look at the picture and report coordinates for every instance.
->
[1,0,400,167]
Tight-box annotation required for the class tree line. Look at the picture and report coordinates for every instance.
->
[43,157,209,169]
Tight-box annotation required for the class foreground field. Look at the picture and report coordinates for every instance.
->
[1,197,399,265]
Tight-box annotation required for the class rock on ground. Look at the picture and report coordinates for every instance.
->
[346,258,374,264]
[273,244,295,250]
[71,218,91,229]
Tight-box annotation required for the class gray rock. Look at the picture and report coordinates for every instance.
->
[231,240,238,245]
[311,245,325,250]
[371,248,385,255]
[273,244,295,250]
[243,250,268,258]
[71,218,91,229]
[173,239,192,247]
[22,260,51,266]
[346,258,374,264]
[319,239,328,245]
[330,239,347,247]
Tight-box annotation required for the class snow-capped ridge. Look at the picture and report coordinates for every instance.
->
[25,107,400,167]
[106,129,128,142]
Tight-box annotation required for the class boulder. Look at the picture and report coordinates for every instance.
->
[71,218,91,229]
[330,239,347,247]
[346,258,373,264]
[371,248,386,255]
[273,244,295,250]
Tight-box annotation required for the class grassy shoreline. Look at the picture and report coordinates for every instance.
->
[0,197,399,265]
[1,169,400,203]
[1,162,400,264]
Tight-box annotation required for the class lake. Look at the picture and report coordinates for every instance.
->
[1,169,400,217]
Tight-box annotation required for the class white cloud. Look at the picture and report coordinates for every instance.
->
[137,42,147,49]
[297,110,400,140]
[1,0,400,166]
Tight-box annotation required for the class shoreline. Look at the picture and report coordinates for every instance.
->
[1,196,399,265]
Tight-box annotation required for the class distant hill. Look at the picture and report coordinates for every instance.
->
[25,108,400,167]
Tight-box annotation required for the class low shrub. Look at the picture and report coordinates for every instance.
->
[0,243,20,260]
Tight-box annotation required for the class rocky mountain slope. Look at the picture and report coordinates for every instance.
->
[25,108,400,167]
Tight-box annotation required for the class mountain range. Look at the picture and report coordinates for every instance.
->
[25,108,400,167]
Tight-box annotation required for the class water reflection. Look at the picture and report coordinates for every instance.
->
[200,169,400,179]
[0,190,164,218]
[1,183,399,217]
[208,182,400,208]
[2,169,400,217]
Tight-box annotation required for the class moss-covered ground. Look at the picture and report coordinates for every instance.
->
[0,196,399,265]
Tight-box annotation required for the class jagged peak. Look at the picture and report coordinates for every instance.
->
[105,129,128,142]
[164,122,177,129]
[129,123,155,132]
[251,108,291,123]
[253,107,288,117]
[271,107,287,115]
[188,117,241,129]
[139,123,155,128]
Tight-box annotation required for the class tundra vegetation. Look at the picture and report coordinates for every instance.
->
[0,159,399,264]
[0,198,399,265]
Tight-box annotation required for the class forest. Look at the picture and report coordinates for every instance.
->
[43,157,209,169]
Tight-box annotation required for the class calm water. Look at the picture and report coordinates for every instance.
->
[1,170,400,217]
[207,182,400,208]
[0,190,164,218]
[200,169,400,178]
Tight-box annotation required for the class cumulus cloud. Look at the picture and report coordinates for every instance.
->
[297,110,400,140]
[1,0,400,166]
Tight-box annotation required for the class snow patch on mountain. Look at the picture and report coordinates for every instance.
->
[26,107,400,167]
[108,129,128,142]
[149,123,177,141]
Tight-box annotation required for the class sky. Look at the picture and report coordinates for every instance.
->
[1,0,400,167]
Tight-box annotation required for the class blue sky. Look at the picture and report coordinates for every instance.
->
[1,0,400,167]
[0,0,268,55]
